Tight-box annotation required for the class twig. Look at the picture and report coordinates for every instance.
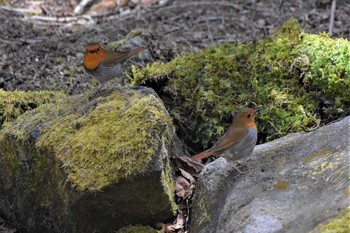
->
[268,120,283,136]
[74,0,96,15]
[0,37,43,45]
[27,15,94,25]
[328,0,336,36]
[301,119,321,132]
[0,5,42,15]
[153,1,242,14]
[206,18,214,46]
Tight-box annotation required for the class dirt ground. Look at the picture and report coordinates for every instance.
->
[0,0,349,232]
[0,0,349,95]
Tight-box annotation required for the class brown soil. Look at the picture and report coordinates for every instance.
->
[0,0,349,95]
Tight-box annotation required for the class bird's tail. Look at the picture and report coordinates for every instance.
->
[191,151,212,161]
[127,47,145,59]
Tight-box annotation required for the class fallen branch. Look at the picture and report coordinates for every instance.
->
[328,0,336,36]
[27,15,95,25]
[0,5,42,15]
[74,0,96,15]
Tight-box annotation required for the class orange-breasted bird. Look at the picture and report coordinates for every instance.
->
[191,108,259,162]
[83,42,145,85]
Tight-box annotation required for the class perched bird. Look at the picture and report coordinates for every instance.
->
[191,108,259,163]
[83,42,145,85]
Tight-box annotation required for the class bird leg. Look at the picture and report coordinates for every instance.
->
[229,160,248,174]
[89,80,108,99]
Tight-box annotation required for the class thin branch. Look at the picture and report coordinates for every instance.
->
[0,5,42,15]
[206,18,214,46]
[328,0,336,36]
[27,15,95,25]
[74,0,96,15]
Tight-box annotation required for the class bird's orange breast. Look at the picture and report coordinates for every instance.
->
[246,121,257,131]
[83,51,106,70]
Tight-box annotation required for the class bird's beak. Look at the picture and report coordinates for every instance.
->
[254,108,261,114]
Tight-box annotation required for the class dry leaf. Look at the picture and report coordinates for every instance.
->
[176,176,191,199]
[89,0,116,15]
[172,211,185,230]
[179,168,195,185]
[175,156,205,176]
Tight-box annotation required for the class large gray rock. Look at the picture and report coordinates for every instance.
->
[191,117,350,233]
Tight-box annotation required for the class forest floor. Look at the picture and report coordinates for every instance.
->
[0,0,349,95]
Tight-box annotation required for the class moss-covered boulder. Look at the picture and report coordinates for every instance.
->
[0,87,185,233]
[0,89,66,129]
[131,19,350,151]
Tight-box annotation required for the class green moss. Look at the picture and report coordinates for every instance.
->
[0,89,66,129]
[133,41,257,148]
[316,206,350,233]
[293,33,350,111]
[1,89,173,192]
[117,225,158,233]
[161,155,177,214]
[131,19,349,149]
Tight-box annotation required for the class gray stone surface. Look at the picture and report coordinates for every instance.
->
[191,117,350,233]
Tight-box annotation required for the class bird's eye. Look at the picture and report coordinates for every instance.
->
[247,114,251,118]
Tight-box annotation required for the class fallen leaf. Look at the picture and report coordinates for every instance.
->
[175,156,205,176]
[176,176,191,199]
[172,211,185,230]
[179,168,195,185]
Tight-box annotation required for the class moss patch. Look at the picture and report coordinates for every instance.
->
[293,33,350,112]
[161,154,177,214]
[1,89,173,191]
[316,206,350,233]
[131,18,350,150]
[0,89,66,129]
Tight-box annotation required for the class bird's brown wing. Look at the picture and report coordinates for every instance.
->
[103,47,145,67]
[102,51,131,67]
[207,126,247,155]
[191,127,252,161]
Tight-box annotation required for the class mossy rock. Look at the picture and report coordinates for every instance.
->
[0,89,66,129]
[314,206,350,233]
[0,87,183,232]
[131,18,350,151]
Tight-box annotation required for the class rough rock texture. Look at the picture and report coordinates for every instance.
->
[0,86,185,233]
[191,116,350,233]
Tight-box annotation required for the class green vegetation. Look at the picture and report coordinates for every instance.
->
[132,18,350,149]
[317,206,350,233]
[0,89,65,129]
